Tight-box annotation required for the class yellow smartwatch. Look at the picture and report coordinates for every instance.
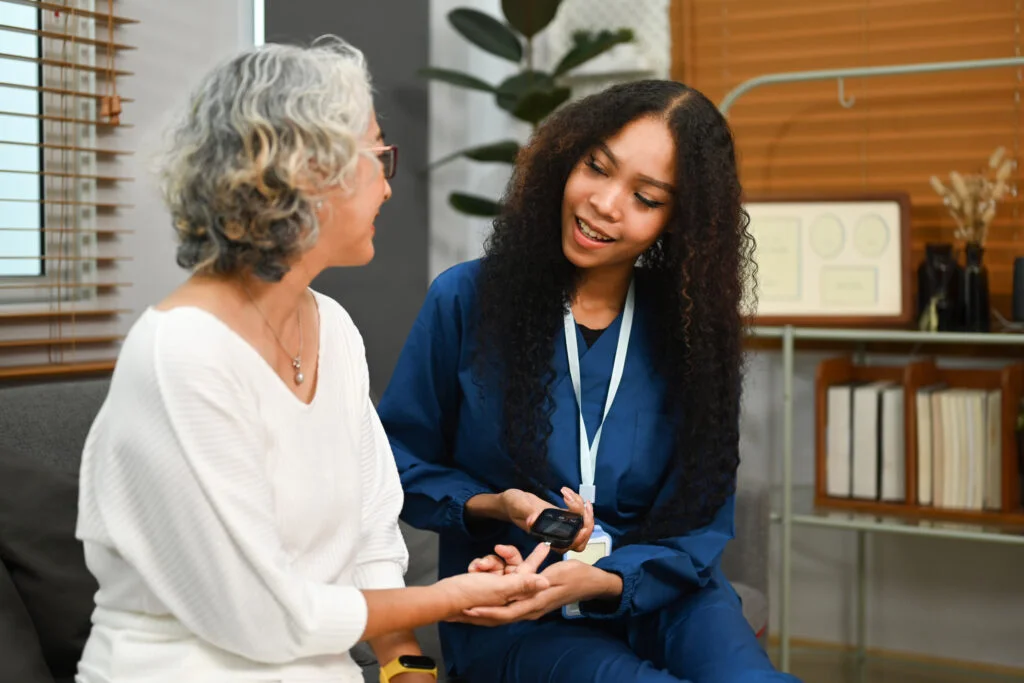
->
[379,654,438,682]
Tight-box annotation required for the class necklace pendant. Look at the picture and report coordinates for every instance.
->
[292,356,304,384]
[295,371,305,385]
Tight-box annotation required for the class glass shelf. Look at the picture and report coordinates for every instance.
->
[767,641,1024,683]
[749,325,1024,347]
[772,486,1024,546]
[754,326,1024,672]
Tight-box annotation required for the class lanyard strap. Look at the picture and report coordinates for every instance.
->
[563,279,635,504]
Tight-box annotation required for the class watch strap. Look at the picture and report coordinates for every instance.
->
[379,655,438,682]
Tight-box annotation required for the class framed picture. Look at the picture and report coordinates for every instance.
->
[743,192,913,327]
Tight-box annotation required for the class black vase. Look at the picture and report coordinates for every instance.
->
[1013,257,1024,322]
[960,241,990,332]
[917,243,961,331]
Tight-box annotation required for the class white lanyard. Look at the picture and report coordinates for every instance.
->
[562,279,635,504]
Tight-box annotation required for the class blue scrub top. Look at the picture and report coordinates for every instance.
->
[377,259,735,621]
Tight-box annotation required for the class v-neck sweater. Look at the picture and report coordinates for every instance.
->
[74,290,407,682]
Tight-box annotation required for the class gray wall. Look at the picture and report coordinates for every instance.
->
[117,0,251,325]
[265,0,430,396]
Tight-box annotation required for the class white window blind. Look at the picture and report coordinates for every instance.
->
[0,0,135,380]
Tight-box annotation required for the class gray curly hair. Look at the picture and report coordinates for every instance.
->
[159,36,374,281]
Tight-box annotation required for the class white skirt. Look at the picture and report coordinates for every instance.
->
[75,608,364,683]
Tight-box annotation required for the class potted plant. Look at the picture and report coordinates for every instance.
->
[925,147,1014,332]
[421,0,633,217]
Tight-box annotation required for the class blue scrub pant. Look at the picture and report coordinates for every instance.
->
[445,579,802,683]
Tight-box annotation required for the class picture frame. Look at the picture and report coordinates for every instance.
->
[742,192,913,328]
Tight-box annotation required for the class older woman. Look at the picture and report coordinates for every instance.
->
[73,38,548,683]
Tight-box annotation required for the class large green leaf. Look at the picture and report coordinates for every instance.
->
[512,87,571,124]
[449,192,502,217]
[495,70,555,113]
[449,8,523,63]
[417,67,495,93]
[501,0,563,38]
[553,28,634,76]
[430,140,521,169]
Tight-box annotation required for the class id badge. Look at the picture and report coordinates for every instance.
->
[561,524,613,619]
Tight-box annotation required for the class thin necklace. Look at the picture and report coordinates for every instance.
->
[240,279,305,385]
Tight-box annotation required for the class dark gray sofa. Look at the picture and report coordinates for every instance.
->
[0,377,770,683]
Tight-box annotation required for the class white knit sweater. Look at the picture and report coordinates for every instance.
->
[75,291,408,682]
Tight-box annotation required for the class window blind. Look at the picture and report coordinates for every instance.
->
[672,0,1023,322]
[0,0,135,379]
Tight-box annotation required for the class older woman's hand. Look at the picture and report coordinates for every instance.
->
[458,557,618,626]
[460,545,623,625]
[468,543,538,576]
[437,543,552,619]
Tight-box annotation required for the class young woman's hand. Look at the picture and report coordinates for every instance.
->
[499,487,594,552]
[437,543,551,617]
[457,552,623,625]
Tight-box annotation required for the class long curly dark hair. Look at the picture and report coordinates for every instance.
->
[474,80,755,542]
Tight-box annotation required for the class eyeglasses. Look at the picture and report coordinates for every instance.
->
[373,145,398,180]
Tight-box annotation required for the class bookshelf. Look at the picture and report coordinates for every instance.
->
[814,356,1023,525]
[749,325,1024,674]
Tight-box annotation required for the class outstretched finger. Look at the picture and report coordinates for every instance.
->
[517,542,552,576]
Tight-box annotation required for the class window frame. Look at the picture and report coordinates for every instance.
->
[0,1,46,283]
[0,1,101,308]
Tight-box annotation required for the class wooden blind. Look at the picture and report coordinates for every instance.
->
[0,0,136,379]
[672,0,1024,322]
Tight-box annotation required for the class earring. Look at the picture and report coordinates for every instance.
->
[315,200,324,211]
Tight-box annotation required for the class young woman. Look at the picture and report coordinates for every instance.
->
[73,38,548,683]
[377,80,800,682]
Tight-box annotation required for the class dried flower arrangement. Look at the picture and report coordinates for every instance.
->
[929,147,1015,245]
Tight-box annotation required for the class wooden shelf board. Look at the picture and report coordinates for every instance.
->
[813,494,1024,528]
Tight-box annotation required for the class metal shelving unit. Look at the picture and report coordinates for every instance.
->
[751,325,1024,674]
[717,54,1024,675]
